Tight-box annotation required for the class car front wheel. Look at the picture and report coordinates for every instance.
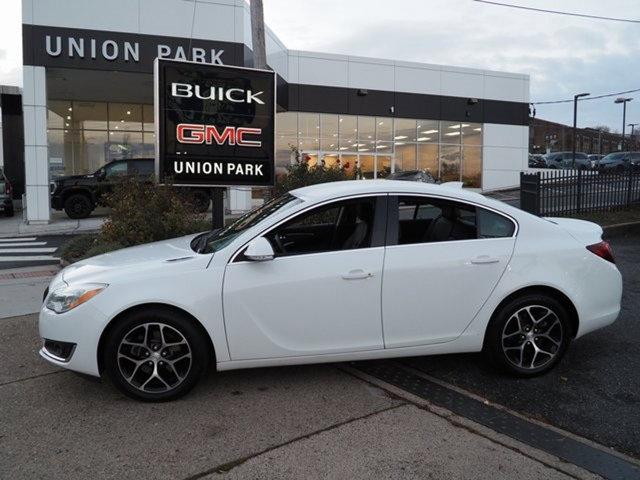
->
[103,308,211,401]
[484,293,571,376]
[63,193,93,219]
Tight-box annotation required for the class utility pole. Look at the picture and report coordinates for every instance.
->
[250,0,267,69]
[629,123,638,150]
[615,97,632,151]
[572,92,589,168]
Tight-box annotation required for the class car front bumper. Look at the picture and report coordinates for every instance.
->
[38,302,108,377]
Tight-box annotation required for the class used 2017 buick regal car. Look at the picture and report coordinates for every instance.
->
[39,180,622,401]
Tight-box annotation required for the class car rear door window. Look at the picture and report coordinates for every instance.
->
[395,196,477,245]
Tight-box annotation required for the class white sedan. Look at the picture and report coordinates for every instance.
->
[39,180,622,401]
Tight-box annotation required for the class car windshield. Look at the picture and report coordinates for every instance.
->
[602,153,625,161]
[192,193,302,254]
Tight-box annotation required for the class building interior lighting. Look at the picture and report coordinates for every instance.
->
[445,132,461,136]
[421,129,438,134]
[394,135,408,140]
[417,137,431,141]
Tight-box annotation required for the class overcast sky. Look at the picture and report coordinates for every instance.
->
[1,0,639,131]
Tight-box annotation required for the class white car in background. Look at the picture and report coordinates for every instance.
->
[39,180,622,401]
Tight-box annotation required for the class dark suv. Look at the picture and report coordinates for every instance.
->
[0,166,14,217]
[50,158,211,219]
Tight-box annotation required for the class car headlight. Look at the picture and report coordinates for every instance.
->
[45,283,108,314]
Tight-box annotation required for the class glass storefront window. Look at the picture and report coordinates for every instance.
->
[277,112,298,136]
[321,153,340,168]
[395,118,417,142]
[417,120,439,143]
[47,101,72,129]
[109,103,143,132]
[47,129,72,178]
[339,115,357,149]
[441,121,464,143]
[107,131,144,160]
[143,104,155,132]
[320,114,339,151]
[359,155,375,179]
[418,143,439,177]
[376,118,393,142]
[73,101,108,130]
[299,137,319,153]
[394,143,417,171]
[298,113,319,138]
[341,154,357,176]
[72,130,109,173]
[462,146,482,188]
[462,123,482,146]
[377,156,392,178]
[440,144,461,182]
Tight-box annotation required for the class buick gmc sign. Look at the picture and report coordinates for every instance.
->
[155,59,276,187]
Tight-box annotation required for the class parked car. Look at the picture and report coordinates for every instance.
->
[50,158,211,219]
[0,166,14,217]
[39,180,622,401]
[596,152,640,171]
[386,169,436,183]
[544,152,590,169]
[528,154,546,168]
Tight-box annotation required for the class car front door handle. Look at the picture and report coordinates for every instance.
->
[471,256,500,265]
[342,269,374,280]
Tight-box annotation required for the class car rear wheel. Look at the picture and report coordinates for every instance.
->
[103,308,211,401]
[64,193,93,219]
[484,293,571,376]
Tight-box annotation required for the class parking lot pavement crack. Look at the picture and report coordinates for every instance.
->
[179,403,406,480]
[0,370,66,388]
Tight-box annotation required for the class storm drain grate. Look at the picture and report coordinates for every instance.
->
[355,361,640,480]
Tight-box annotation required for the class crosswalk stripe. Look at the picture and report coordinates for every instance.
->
[0,237,37,242]
[0,248,58,254]
[0,256,58,262]
[0,242,48,247]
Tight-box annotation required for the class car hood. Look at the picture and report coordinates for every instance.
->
[60,234,209,285]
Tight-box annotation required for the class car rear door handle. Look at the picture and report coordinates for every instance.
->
[471,256,500,265]
[342,269,374,280]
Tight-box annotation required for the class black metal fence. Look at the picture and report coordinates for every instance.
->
[520,169,640,216]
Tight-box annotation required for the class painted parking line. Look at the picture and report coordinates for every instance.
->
[0,248,58,254]
[0,256,59,262]
[0,237,37,242]
[355,361,640,480]
[0,242,48,247]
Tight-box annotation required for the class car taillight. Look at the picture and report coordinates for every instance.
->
[5,181,12,196]
[587,241,615,264]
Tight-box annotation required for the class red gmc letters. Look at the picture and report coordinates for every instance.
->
[176,123,262,147]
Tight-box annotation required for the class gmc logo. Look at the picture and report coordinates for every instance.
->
[176,124,262,147]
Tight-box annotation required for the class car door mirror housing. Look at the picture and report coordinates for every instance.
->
[245,237,275,261]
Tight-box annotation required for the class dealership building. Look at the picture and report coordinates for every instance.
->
[20,0,530,224]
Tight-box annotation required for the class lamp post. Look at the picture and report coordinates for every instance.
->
[572,92,590,168]
[614,98,632,151]
[629,123,638,150]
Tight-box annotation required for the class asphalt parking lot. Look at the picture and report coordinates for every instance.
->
[405,234,640,459]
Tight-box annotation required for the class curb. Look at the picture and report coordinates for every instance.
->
[602,220,640,238]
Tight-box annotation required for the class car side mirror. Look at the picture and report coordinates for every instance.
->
[244,237,274,261]
[97,169,106,180]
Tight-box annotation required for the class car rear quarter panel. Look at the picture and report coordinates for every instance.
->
[462,215,622,341]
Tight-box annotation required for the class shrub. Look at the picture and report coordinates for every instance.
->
[100,176,207,247]
[60,177,209,263]
[275,146,354,195]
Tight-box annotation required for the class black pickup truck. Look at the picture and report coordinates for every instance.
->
[50,158,211,219]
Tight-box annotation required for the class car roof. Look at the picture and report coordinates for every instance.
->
[291,180,491,206]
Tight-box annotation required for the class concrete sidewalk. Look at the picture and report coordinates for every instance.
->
[0,265,59,318]
[0,208,105,238]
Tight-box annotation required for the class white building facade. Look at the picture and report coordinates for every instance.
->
[22,0,530,223]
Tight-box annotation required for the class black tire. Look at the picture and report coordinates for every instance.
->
[4,205,14,217]
[191,190,211,213]
[64,193,93,219]
[483,293,571,377]
[103,307,211,402]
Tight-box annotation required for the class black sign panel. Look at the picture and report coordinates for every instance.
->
[155,59,276,187]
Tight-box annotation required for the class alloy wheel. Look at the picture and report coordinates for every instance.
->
[117,322,192,393]
[501,305,563,370]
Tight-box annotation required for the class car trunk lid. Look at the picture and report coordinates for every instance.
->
[544,217,603,245]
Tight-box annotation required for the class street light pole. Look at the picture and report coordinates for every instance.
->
[615,98,633,151]
[572,92,590,168]
[629,123,638,150]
